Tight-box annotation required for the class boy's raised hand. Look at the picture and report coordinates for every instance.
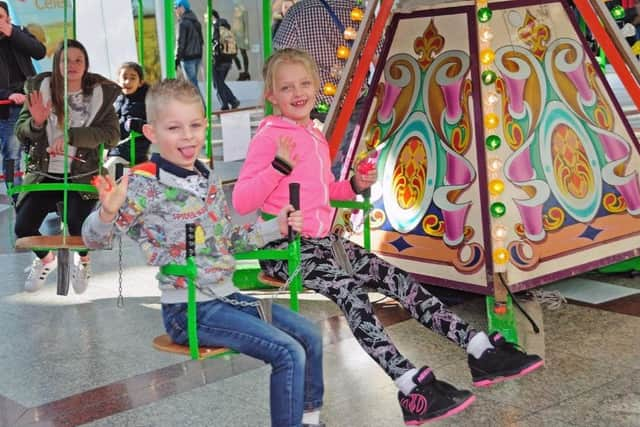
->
[93,174,129,223]
[277,204,303,236]
[275,135,296,167]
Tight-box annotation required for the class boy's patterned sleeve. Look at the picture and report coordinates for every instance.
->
[82,179,145,249]
[82,210,116,249]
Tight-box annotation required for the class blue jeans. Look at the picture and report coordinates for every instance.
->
[162,292,324,427]
[181,58,201,93]
[0,105,22,187]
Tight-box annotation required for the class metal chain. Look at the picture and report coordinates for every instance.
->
[117,234,124,308]
[31,169,101,181]
[198,263,304,308]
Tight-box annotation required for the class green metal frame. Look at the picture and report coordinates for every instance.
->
[161,257,238,360]
[137,0,145,65]
[159,243,302,360]
[486,295,519,344]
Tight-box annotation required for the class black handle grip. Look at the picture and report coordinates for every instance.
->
[186,223,196,258]
[288,182,300,242]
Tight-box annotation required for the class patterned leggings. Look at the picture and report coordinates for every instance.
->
[261,234,476,380]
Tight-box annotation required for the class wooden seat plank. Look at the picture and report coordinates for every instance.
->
[152,334,230,359]
[15,235,86,250]
[257,271,286,288]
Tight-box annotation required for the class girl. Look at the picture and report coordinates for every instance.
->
[14,39,120,294]
[232,48,544,425]
[106,61,151,175]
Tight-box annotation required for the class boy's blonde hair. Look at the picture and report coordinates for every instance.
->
[146,79,203,123]
[263,48,320,97]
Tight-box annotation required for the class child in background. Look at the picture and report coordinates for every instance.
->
[82,78,325,427]
[14,39,119,294]
[232,48,544,425]
[106,62,151,176]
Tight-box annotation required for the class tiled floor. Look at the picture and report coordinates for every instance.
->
[0,188,639,427]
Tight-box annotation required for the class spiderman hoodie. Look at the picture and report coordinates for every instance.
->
[82,154,282,303]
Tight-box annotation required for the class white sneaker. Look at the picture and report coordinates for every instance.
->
[71,254,91,294]
[71,252,91,295]
[25,255,58,292]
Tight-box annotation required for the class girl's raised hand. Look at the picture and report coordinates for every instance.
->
[277,204,303,236]
[27,91,51,128]
[353,167,378,193]
[275,135,296,167]
[93,174,129,223]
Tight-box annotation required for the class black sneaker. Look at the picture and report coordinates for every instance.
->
[230,99,240,109]
[468,332,544,387]
[398,367,475,425]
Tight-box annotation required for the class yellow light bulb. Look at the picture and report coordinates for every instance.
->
[480,48,495,65]
[493,248,509,264]
[323,82,337,96]
[484,113,499,129]
[337,45,351,60]
[350,7,364,21]
[489,179,505,196]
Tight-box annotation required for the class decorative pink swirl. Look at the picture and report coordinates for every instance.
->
[441,79,463,123]
[502,75,526,117]
[504,134,551,242]
[566,65,595,105]
[378,82,402,122]
[434,144,475,247]
[595,128,640,214]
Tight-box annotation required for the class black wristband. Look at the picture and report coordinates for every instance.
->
[272,156,292,175]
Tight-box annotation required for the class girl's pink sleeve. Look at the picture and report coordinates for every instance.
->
[232,134,286,215]
[329,179,357,201]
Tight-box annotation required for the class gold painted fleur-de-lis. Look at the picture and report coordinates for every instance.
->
[518,10,550,60]
[414,19,445,69]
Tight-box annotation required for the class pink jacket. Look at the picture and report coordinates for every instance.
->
[233,116,356,238]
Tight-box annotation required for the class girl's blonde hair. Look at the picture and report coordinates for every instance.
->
[262,48,320,98]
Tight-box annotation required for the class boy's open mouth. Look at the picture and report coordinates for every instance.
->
[178,146,197,158]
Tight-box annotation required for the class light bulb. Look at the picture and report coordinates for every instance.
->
[487,157,502,172]
[484,113,499,129]
[493,247,509,264]
[489,179,505,196]
[480,48,495,65]
[486,92,499,105]
[492,224,508,240]
[480,27,494,43]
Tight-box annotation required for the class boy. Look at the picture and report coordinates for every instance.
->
[82,79,325,427]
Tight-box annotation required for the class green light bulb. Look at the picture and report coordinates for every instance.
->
[478,7,492,23]
[486,135,501,151]
[316,102,330,113]
[490,202,506,218]
[481,70,497,85]
[611,5,625,20]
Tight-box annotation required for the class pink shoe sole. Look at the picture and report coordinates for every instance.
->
[473,359,545,387]
[404,395,476,425]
